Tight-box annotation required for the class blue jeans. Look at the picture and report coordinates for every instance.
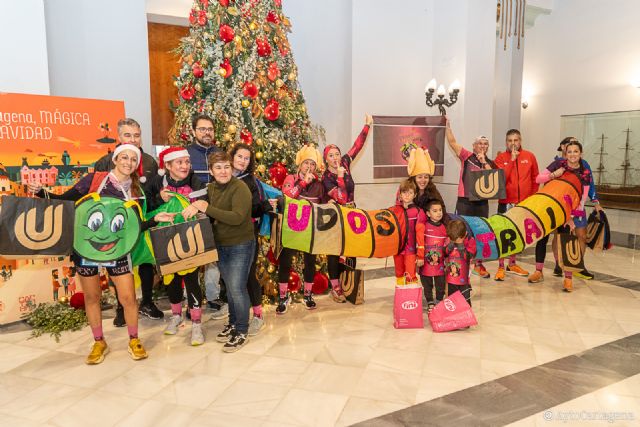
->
[204,262,221,302]
[217,240,255,334]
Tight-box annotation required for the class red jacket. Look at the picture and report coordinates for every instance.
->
[494,149,539,204]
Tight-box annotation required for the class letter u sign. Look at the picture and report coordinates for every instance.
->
[15,205,64,250]
[167,223,205,262]
[466,169,505,201]
[475,171,500,199]
[566,240,581,264]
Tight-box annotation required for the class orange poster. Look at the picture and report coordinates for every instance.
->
[0,92,125,324]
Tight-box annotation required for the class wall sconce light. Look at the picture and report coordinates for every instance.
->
[521,99,529,109]
[425,79,460,115]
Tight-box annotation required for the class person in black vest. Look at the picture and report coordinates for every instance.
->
[94,118,163,325]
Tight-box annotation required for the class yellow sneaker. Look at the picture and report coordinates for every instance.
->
[494,267,506,281]
[86,340,109,365]
[528,270,544,283]
[506,264,529,276]
[128,338,148,361]
[563,278,573,293]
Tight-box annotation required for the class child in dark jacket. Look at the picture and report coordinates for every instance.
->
[393,180,427,285]
[444,219,477,306]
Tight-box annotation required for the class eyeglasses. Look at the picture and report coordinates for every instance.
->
[196,127,215,133]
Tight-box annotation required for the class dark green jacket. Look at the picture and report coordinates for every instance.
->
[205,176,253,246]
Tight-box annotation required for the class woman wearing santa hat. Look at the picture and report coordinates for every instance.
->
[28,144,176,365]
[146,146,208,346]
[322,114,373,302]
[276,144,325,314]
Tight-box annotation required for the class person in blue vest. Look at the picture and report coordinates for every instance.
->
[185,114,225,318]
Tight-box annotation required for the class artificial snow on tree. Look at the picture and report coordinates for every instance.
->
[171,0,328,300]
[171,0,324,180]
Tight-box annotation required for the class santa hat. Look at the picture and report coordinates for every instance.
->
[407,147,435,177]
[112,144,146,183]
[158,146,190,176]
[295,145,323,170]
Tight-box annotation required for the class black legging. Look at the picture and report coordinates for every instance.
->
[535,235,550,264]
[278,248,315,284]
[246,238,262,307]
[327,255,356,280]
[166,270,202,309]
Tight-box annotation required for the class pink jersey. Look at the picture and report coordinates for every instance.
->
[420,220,447,277]
[444,237,477,285]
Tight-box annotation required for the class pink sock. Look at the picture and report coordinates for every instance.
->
[190,307,202,324]
[171,303,182,317]
[498,259,505,268]
[127,325,138,339]
[304,282,313,296]
[330,279,340,291]
[91,326,103,341]
[253,305,263,318]
[535,262,544,271]
[476,260,484,267]
[565,271,572,279]
[509,255,516,266]
[279,283,288,299]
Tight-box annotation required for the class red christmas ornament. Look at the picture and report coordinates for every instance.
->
[267,62,280,81]
[240,128,253,144]
[192,62,204,78]
[264,98,280,121]
[268,162,287,189]
[200,0,209,7]
[267,247,279,265]
[219,24,235,43]
[288,270,301,293]
[274,0,282,7]
[180,84,195,100]
[256,38,272,57]
[243,81,259,99]
[180,132,190,142]
[196,10,207,26]
[218,0,229,6]
[69,292,85,310]
[266,11,280,24]
[278,44,289,56]
[220,58,233,78]
[189,9,197,25]
[312,272,329,295]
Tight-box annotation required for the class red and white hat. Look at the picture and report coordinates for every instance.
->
[112,143,146,182]
[158,146,190,176]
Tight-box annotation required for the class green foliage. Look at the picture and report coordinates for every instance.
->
[22,303,88,343]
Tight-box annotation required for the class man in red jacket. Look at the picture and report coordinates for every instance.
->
[494,129,540,281]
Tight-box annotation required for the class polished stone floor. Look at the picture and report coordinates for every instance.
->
[0,244,639,427]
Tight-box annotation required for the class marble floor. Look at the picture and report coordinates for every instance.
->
[1,245,639,427]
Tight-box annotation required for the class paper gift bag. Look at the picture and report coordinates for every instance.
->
[464,169,506,201]
[150,216,218,276]
[586,210,612,251]
[556,232,585,272]
[0,195,75,258]
[340,260,364,305]
[393,284,424,329]
[428,290,477,332]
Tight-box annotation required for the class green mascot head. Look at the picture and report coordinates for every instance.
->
[73,193,142,262]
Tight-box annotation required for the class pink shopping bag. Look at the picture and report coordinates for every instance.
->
[428,291,477,332]
[393,285,424,329]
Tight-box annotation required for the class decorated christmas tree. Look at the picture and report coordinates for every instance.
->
[171,0,324,182]
[171,0,329,299]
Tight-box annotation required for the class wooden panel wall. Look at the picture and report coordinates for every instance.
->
[148,22,189,146]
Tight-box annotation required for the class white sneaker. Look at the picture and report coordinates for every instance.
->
[210,303,229,320]
[248,316,265,336]
[164,314,183,335]
[191,322,205,346]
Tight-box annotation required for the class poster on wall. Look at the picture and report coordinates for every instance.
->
[0,92,125,324]
[372,115,446,179]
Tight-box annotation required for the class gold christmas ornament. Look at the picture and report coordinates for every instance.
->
[223,133,232,142]
[58,296,69,304]
[218,68,227,77]
[228,124,237,134]
[267,264,276,274]
[224,51,232,59]
[195,83,203,92]
[255,151,263,160]
[196,40,203,48]
[257,164,266,173]
[234,35,242,44]
[276,79,284,88]
[249,21,258,31]
[255,138,264,146]
[241,99,251,108]
[288,72,296,81]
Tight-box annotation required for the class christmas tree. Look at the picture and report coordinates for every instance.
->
[171,0,328,300]
[171,0,324,181]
